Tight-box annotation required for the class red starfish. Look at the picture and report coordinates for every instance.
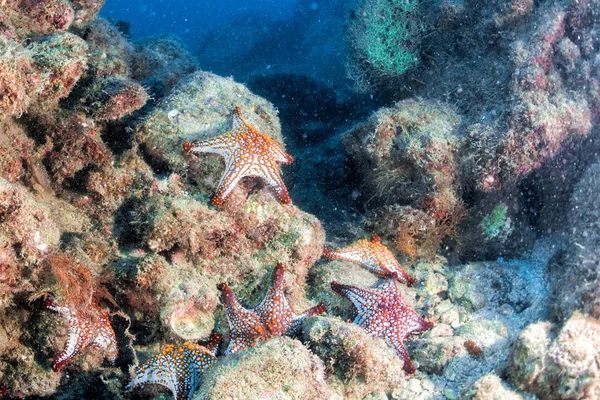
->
[127,333,222,400]
[330,278,433,374]
[45,298,118,371]
[218,263,326,355]
[323,233,417,285]
[183,107,294,206]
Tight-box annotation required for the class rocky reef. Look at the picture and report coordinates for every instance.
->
[1,0,600,399]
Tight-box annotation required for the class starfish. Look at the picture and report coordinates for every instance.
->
[45,298,118,371]
[218,262,326,355]
[183,107,294,206]
[127,333,222,400]
[323,233,417,286]
[330,278,433,374]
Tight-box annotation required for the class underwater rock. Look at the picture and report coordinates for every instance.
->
[466,373,526,400]
[29,32,89,111]
[132,34,198,95]
[0,118,34,183]
[302,316,406,399]
[0,35,38,117]
[507,313,600,399]
[81,18,135,78]
[0,0,75,39]
[195,337,336,400]
[344,98,462,214]
[551,158,600,320]
[0,178,60,265]
[79,76,147,121]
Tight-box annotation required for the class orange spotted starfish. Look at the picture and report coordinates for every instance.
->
[127,333,222,400]
[218,263,326,355]
[323,234,417,285]
[45,298,118,371]
[182,107,294,206]
[331,278,433,374]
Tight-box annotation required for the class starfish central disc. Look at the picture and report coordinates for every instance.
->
[218,263,326,355]
[183,107,294,206]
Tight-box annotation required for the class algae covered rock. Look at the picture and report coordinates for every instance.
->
[117,191,325,340]
[507,313,600,399]
[466,374,526,400]
[344,98,462,215]
[551,158,600,320]
[302,316,405,399]
[195,337,335,400]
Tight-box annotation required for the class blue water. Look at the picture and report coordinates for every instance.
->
[101,0,350,86]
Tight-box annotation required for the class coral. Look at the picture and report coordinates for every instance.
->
[217,263,325,355]
[131,34,198,94]
[507,313,600,399]
[196,337,335,399]
[302,316,405,399]
[79,76,148,121]
[330,278,433,374]
[183,106,294,206]
[0,35,37,117]
[323,233,416,284]
[478,204,512,241]
[347,0,422,91]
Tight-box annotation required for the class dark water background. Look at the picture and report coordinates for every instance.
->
[101,0,351,88]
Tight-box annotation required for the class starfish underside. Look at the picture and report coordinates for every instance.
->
[46,300,118,371]
[218,263,326,355]
[330,278,433,374]
[183,107,293,206]
[323,233,417,285]
[127,333,222,400]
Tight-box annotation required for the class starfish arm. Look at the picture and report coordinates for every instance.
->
[330,281,380,311]
[255,263,295,337]
[212,162,250,206]
[373,249,417,285]
[322,243,375,266]
[269,141,294,164]
[287,303,327,335]
[218,283,266,354]
[52,313,93,371]
[203,332,224,356]
[387,335,417,375]
[258,164,291,204]
[182,135,236,157]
